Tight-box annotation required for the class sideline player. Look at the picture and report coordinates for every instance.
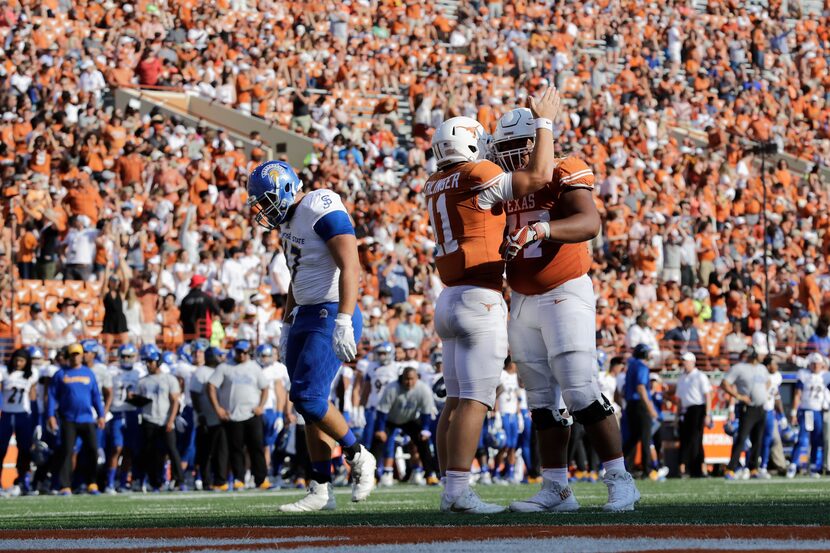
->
[491,107,640,512]
[247,160,375,512]
[426,87,561,513]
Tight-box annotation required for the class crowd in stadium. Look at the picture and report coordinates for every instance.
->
[0,0,830,496]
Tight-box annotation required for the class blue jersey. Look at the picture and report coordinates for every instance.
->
[624,358,650,402]
[282,189,354,306]
[47,366,105,423]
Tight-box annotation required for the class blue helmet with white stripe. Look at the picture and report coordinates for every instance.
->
[255,344,274,366]
[162,351,177,366]
[177,344,193,364]
[140,343,160,362]
[26,345,45,360]
[247,160,303,229]
[118,343,138,370]
[81,339,99,354]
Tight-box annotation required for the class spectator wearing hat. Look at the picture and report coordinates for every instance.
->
[52,299,87,348]
[207,340,270,489]
[675,352,711,478]
[720,348,770,479]
[180,275,219,340]
[47,342,106,495]
[19,303,57,348]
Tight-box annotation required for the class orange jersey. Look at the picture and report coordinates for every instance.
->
[505,157,595,295]
[424,160,508,291]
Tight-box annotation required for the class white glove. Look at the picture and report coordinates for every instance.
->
[420,429,432,441]
[332,313,357,362]
[517,413,525,434]
[274,413,285,435]
[174,415,187,433]
[279,323,292,363]
[492,412,504,431]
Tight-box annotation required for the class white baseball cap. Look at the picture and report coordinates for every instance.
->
[681,351,696,362]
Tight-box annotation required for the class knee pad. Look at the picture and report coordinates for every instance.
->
[571,395,615,426]
[531,408,572,429]
[289,392,328,422]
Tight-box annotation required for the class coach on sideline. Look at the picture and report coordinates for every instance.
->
[47,342,106,495]
[374,367,439,479]
[675,352,711,477]
[207,340,270,489]
[720,347,770,479]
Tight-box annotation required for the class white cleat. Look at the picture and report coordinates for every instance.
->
[379,471,395,487]
[602,469,640,512]
[7,485,20,498]
[509,479,580,513]
[410,470,427,486]
[786,463,797,479]
[347,445,376,502]
[278,480,336,512]
[440,488,506,514]
[478,472,493,486]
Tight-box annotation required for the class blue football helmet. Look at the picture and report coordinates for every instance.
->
[247,160,303,229]
[255,344,274,366]
[26,345,45,360]
[162,351,177,366]
[177,344,193,364]
[140,343,161,363]
[486,424,507,450]
[119,343,138,370]
[81,339,99,353]
[374,341,394,365]
[192,339,209,352]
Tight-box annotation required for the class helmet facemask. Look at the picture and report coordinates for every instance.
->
[249,190,288,230]
[492,136,534,172]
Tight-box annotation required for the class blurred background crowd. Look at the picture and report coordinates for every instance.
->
[1,0,830,493]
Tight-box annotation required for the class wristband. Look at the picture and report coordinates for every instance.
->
[534,118,553,132]
[336,313,352,322]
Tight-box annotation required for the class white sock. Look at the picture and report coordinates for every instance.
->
[603,457,625,473]
[542,467,569,488]
[445,470,469,501]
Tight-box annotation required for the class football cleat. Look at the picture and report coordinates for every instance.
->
[104,486,117,495]
[757,468,771,480]
[380,471,395,487]
[810,471,821,479]
[59,487,72,496]
[602,469,640,512]
[87,484,101,496]
[509,479,580,513]
[724,470,737,481]
[347,445,376,502]
[410,470,427,486]
[212,483,230,492]
[258,481,273,491]
[440,488,506,514]
[233,481,245,491]
[478,472,493,486]
[7,485,21,498]
[279,480,336,512]
[426,474,440,486]
[786,464,797,479]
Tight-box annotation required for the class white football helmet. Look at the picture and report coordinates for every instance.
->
[490,108,535,172]
[431,116,490,169]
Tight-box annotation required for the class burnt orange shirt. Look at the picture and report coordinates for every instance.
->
[505,157,594,295]
[424,159,507,291]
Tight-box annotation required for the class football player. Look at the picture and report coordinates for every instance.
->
[255,344,289,482]
[248,160,375,512]
[106,343,145,493]
[0,348,39,495]
[426,87,561,513]
[787,353,826,478]
[492,107,640,512]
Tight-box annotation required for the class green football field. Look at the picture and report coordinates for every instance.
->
[0,478,828,530]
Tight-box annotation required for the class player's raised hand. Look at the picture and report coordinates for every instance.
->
[527,86,561,122]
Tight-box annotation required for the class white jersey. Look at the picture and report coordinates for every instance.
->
[497,371,519,414]
[598,371,619,412]
[764,371,782,411]
[0,368,39,414]
[172,361,197,407]
[262,361,289,411]
[797,370,827,411]
[91,362,112,393]
[331,365,355,413]
[366,362,400,410]
[109,364,147,413]
[417,364,439,389]
[281,189,352,306]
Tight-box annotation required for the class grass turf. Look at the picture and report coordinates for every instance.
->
[0,478,828,530]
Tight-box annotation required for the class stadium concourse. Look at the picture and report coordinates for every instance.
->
[0,0,829,546]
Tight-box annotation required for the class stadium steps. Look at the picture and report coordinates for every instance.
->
[802,0,825,14]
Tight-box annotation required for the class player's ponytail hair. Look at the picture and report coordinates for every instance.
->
[8,348,33,379]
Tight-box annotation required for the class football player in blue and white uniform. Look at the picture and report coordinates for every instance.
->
[0,348,39,495]
[106,343,145,492]
[248,160,375,511]
[787,353,827,478]
[255,343,289,481]
[359,342,400,451]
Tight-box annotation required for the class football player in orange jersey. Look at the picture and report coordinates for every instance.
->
[426,87,562,514]
[493,107,640,513]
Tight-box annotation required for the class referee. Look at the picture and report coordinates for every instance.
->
[675,352,711,477]
[207,340,270,489]
[720,348,770,479]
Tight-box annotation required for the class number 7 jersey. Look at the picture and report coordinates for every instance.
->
[281,189,355,306]
[424,159,511,291]
[504,157,594,295]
